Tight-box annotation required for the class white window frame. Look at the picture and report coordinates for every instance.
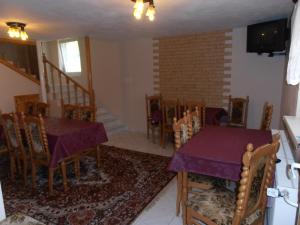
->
[58,39,82,77]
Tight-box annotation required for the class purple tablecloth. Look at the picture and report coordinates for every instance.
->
[169,126,272,181]
[44,118,108,168]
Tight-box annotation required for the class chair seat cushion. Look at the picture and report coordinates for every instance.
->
[189,173,226,187]
[187,187,261,225]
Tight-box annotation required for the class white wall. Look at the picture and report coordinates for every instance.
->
[120,38,154,132]
[231,27,286,129]
[42,37,89,89]
[90,37,153,132]
[0,64,40,113]
[0,183,5,221]
[90,38,124,120]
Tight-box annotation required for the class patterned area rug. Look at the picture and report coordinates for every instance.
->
[0,145,175,225]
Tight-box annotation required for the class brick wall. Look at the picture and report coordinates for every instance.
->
[153,30,232,107]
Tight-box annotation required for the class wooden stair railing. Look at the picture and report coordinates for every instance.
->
[42,54,95,107]
[0,58,40,85]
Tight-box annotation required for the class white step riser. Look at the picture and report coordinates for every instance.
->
[96,107,127,136]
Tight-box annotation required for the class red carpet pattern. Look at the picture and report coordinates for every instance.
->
[1,145,175,225]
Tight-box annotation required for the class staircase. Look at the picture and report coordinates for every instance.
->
[97,108,127,136]
[0,58,40,84]
[43,55,127,136]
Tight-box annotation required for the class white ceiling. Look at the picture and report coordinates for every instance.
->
[0,0,294,40]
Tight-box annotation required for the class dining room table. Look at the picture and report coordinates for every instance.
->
[168,125,273,221]
[0,117,108,190]
[169,126,273,181]
[43,117,108,169]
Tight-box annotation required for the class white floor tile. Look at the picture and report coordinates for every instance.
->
[105,131,181,225]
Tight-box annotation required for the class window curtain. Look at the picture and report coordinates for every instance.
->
[287,2,300,85]
[58,40,67,72]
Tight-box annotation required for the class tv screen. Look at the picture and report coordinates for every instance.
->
[247,19,288,53]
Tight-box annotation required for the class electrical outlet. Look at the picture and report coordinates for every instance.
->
[267,188,280,198]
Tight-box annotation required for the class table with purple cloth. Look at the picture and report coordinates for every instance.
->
[169,126,272,181]
[44,118,108,168]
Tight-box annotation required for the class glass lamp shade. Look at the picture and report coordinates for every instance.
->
[146,4,155,21]
[8,27,20,38]
[134,0,144,12]
[133,8,142,20]
[14,28,20,38]
[7,27,15,37]
[20,30,28,41]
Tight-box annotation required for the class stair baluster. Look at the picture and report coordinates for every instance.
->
[42,54,95,107]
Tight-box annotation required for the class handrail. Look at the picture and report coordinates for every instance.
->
[42,54,95,107]
[43,57,89,93]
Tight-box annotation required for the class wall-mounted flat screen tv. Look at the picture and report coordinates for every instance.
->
[247,18,288,54]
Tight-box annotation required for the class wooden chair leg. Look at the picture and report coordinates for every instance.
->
[96,145,101,168]
[60,161,68,192]
[15,153,22,175]
[182,172,188,225]
[74,158,80,179]
[176,172,183,216]
[23,159,28,185]
[48,168,54,194]
[147,121,150,139]
[9,155,16,181]
[160,124,163,147]
[162,129,166,148]
[31,163,37,189]
[151,126,155,143]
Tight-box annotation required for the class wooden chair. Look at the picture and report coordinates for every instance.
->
[173,111,223,216]
[173,112,190,215]
[228,95,249,128]
[22,114,80,194]
[78,106,96,122]
[162,99,178,148]
[185,101,206,128]
[14,94,39,113]
[0,113,28,184]
[145,94,162,143]
[24,101,36,116]
[62,104,80,120]
[36,102,49,117]
[187,107,202,137]
[260,102,273,130]
[184,135,280,225]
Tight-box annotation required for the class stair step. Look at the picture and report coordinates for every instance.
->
[95,106,127,136]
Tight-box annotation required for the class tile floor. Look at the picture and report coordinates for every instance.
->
[105,131,182,225]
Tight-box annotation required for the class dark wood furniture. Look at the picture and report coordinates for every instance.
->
[184,135,280,225]
[260,102,273,130]
[184,101,206,128]
[0,113,28,183]
[36,102,50,117]
[145,94,162,144]
[78,105,96,122]
[228,95,249,128]
[62,104,80,120]
[22,114,80,194]
[14,94,40,113]
[162,99,178,148]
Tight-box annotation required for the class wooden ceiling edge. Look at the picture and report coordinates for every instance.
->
[0,37,36,46]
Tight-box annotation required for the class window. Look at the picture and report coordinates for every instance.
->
[59,40,82,73]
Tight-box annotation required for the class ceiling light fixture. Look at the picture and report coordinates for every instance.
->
[6,22,29,41]
[131,0,156,21]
